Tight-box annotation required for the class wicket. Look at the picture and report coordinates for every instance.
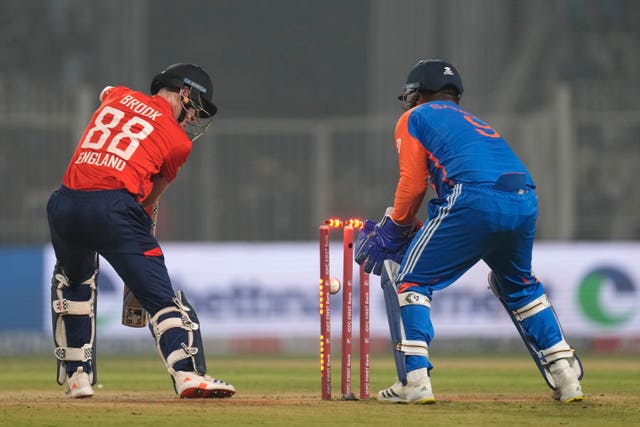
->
[319,218,370,401]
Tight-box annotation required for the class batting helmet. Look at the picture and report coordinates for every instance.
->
[398,59,464,102]
[150,63,218,117]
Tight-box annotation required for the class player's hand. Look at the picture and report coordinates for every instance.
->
[354,213,420,275]
[354,220,380,273]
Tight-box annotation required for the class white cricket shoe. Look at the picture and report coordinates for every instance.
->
[173,371,236,398]
[549,358,584,403]
[377,368,435,404]
[65,367,94,398]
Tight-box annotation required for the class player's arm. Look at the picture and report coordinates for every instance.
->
[354,113,426,275]
[141,175,170,210]
[391,113,429,225]
[99,86,114,102]
[140,140,191,211]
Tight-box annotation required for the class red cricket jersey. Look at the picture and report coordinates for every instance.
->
[63,86,192,202]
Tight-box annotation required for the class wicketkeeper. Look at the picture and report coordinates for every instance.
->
[47,63,235,398]
[355,59,584,404]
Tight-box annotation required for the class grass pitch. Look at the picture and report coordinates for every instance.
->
[0,353,638,426]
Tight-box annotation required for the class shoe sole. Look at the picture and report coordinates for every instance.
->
[377,396,436,404]
[414,397,436,404]
[180,387,235,399]
[564,395,585,403]
[68,393,94,399]
[66,387,95,399]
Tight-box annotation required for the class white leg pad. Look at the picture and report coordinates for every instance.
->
[150,292,204,376]
[542,340,583,385]
[52,268,97,385]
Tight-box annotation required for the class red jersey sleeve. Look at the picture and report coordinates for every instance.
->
[160,142,191,182]
[391,110,429,225]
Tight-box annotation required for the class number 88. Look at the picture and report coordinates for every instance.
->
[80,106,154,160]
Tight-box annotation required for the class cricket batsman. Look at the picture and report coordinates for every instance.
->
[355,59,584,404]
[47,63,235,398]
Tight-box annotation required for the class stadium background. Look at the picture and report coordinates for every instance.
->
[1,0,638,356]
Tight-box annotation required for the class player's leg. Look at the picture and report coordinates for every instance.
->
[487,271,584,402]
[378,260,435,404]
[49,250,98,398]
[47,189,98,398]
[102,194,234,398]
[152,290,236,398]
[107,250,235,398]
[378,185,486,403]
[484,209,584,403]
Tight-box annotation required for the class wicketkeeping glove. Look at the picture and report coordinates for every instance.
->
[354,211,420,275]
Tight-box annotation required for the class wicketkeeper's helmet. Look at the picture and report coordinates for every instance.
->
[398,59,463,110]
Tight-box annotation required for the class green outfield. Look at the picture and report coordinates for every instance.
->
[0,353,638,426]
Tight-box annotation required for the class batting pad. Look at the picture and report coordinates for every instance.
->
[51,264,97,386]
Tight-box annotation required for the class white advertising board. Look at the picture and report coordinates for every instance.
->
[43,242,640,339]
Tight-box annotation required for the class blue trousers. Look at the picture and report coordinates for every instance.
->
[397,183,562,372]
[47,186,190,374]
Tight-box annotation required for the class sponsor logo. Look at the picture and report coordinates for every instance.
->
[577,266,637,327]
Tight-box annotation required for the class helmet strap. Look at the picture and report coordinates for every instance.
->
[176,87,191,122]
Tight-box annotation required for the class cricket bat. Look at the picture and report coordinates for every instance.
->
[121,202,159,327]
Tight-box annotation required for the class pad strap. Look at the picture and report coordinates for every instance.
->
[53,272,70,287]
[512,294,551,321]
[541,339,575,364]
[54,343,93,362]
[166,344,200,368]
[398,291,431,308]
[52,299,94,316]
[397,339,429,357]
[150,307,200,341]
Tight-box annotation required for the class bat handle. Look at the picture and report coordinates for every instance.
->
[150,202,159,236]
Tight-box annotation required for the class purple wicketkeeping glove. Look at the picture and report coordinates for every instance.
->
[354,219,378,271]
[354,214,417,275]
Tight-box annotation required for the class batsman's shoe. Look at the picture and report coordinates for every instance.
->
[65,367,94,398]
[549,358,584,403]
[173,371,236,399]
[377,368,435,404]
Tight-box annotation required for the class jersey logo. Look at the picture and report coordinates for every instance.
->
[395,138,402,153]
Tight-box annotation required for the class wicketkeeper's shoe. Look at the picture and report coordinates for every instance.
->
[377,368,435,404]
[549,358,584,403]
[173,371,236,399]
[65,367,94,398]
